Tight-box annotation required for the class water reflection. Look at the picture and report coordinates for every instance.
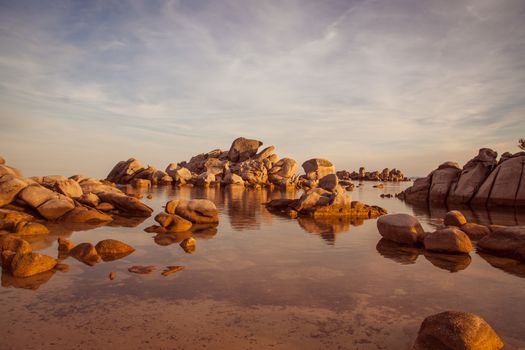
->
[1,270,55,290]
[423,252,472,272]
[375,238,422,265]
[297,216,363,244]
[478,252,525,278]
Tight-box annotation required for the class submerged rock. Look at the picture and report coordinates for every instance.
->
[376,214,425,245]
[161,265,185,276]
[413,311,504,350]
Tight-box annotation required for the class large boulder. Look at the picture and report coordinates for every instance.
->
[301,158,335,180]
[428,162,461,204]
[318,174,338,192]
[399,176,431,203]
[222,172,245,186]
[54,179,83,198]
[444,210,467,227]
[472,154,525,207]
[97,192,153,217]
[168,199,219,224]
[238,160,268,185]
[18,184,62,208]
[154,212,193,232]
[477,226,525,262]
[269,158,298,180]
[254,146,275,161]
[106,158,144,184]
[448,148,498,204]
[165,165,193,185]
[376,214,425,245]
[37,198,75,220]
[423,227,473,254]
[413,311,504,350]
[59,206,113,223]
[14,221,49,235]
[79,179,122,195]
[9,253,57,277]
[461,223,490,240]
[203,158,225,176]
[0,174,28,207]
[228,137,263,162]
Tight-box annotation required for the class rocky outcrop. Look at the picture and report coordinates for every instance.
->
[338,167,408,182]
[106,158,173,185]
[399,148,525,207]
[413,311,504,350]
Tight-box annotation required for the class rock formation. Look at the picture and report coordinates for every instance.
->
[337,167,408,182]
[398,148,525,207]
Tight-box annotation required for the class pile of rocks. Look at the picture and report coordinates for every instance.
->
[376,210,525,263]
[398,148,525,207]
[337,167,408,182]
[58,238,135,265]
[147,199,219,234]
[0,156,153,236]
[266,173,387,219]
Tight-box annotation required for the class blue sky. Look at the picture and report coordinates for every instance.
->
[1,0,524,178]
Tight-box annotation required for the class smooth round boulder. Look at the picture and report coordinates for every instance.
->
[413,311,504,350]
[376,214,425,245]
[423,227,473,254]
[174,199,219,224]
[9,253,58,278]
[95,239,135,261]
[444,210,467,227]
[461,223,490,240]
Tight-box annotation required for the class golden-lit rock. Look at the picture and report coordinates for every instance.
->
[0,174,28,207]
[95,239,135,261]
[9,252,58,277]
[69,243,101,265]
[37,198,75,220]
[161,265,185,276]
[57,238,74,254]
[174,199,219,224]
[0,234,32,254]
[128,265,156,274]
[377,214,425,245]
[59,206,113,223]
[14,221,49,235]
[180,237,196,253]
[97,192,153,217]
[423,227,473,254]
[444,210,467,227]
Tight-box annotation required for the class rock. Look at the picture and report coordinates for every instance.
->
[106,158,144,184]
[399,176,432,203]
[174,199,219,224]
[376,214,425,245]
[59,206,113,223]
[77,193,100,207]
[0,164,23,178]
[165,165,193,185]
[477,226,525,262]
[292,191,330,212]
[222,172,245,186]
[461,223,490,240]
[269,158,298,179]
[54,263,69,272]
[302,158,335,180]
[109,271,116,280]
[69,243,101,265]
[95,239,135,261]
[155,213,193,232]
[14,221,49,235]
[413,311,504,350]
[318,174,338,192]
[423,227,473,254]
[429,163,461,203]
[9,253,57,277]
[80,179,122,195]
[161,265,185,276]
[1,250,16,268]
[0,174,28,207]
[238,159,268,185]
[443,210,467,227]
[57,238,74,254]
[128,265,156,274]
[228,137,263,162]
[448,148,498,203]
[203,158,225,176]
[131,178,151,188]
[0,156,4,164]
[180,237,196,253]
[17,184,61,208]
[54,179,83,198]
[97,192,153,217]
[0,235,32,254]
[196,172,216,186]
[373,183,384,188]
[37,198,75,220]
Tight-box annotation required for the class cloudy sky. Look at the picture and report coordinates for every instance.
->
[1,0,524,178]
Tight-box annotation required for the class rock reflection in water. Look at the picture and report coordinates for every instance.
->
[1,270,55,290]
[423,252,472,272]
[407,202,525,227]
[478,252,525,278]
[375,238,423,265]
[154,231,193,246]
[297,216,363,244]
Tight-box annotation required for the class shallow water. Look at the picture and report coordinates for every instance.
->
[1,182,525,350]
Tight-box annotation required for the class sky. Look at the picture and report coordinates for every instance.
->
[1,0,524,178]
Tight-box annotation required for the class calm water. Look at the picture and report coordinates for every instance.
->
[1,182,524,350]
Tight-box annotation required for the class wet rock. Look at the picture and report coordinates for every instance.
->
[128,265,156,274]
[477,226,525,262]
[69,243,101,265]
[14,221,49,235]
[443,210,467,227]
[228,137,263,162]
[376,214,425,245]
[97,192,153,217]
[95,239,135,261]
[161,265,185,276]
[1,250,16,268]
[302,158,335,181]
[109,271,116,280]
[9,252,58,277]
[174,199,219,224]
[0,174,28,207]
[0,235,32,254]
[413,311,504,350]
[54,179,83,198]
[180,237,196,253]
[460,223,490,240]
[399,176,431,203]
[423,227,473,254]
[37,198,75,220]
[59,206,113,223]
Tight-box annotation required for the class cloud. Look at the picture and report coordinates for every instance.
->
[0,0,524,177]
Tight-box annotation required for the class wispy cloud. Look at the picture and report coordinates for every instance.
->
[1,0,524,177]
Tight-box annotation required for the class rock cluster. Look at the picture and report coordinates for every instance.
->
[59,238,135,265]
[337,167,408,182]
[398,148,525,207]
[0,156,153,231]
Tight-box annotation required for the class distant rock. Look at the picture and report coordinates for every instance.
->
[413,311,504,350]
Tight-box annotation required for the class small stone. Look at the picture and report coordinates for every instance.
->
[109,271,116,280]
[128,265,156,274]
[180,237,196,253]
[161,265,185,276]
